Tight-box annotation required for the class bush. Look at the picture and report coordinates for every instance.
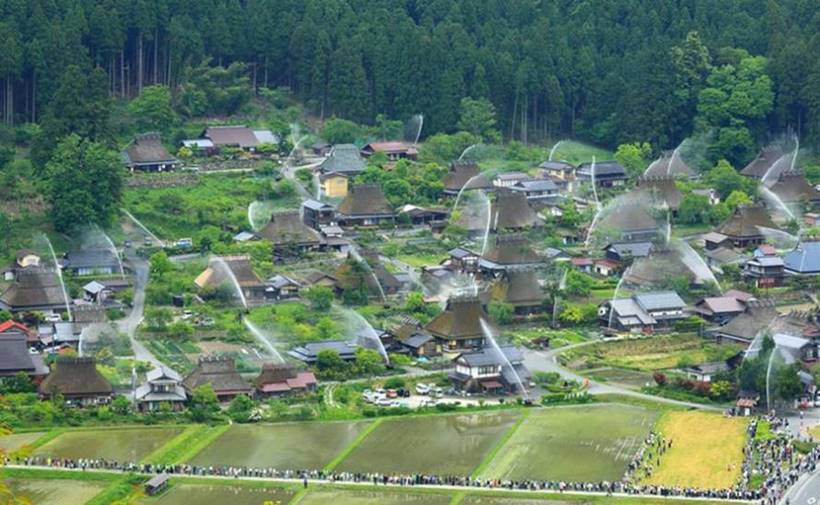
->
[383,377,406,389]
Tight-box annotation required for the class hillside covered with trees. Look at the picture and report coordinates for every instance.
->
[0,0,817,158]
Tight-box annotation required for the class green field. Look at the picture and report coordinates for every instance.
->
[586,368,654,389]
[34,427,185,462]
[190,421,370,469]
[299,489,452,505]
[338,411,520,475]
[139,483,294,505]
[8,478,107,505]
[0,432,45,453]
[481,405,658,482]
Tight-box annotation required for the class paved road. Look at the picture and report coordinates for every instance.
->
[116,253,161,367]
[523,341,724,411]
[781,471,820,505]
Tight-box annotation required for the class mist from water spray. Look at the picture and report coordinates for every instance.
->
[40,234,72,323]
[349,247,386,302]
[548,140,566,162]
[480,318,527,396]
[413,114,424,145]
[88,225,125,279]
[756,226,799,251]
[760,186,796,222]
[674,240,721,290]
[766,346,784,413]
[243,318,284,362]
[458,144,481,161]
[584,157,602,247]
[121,208,162,245]
[761,136,799,188]
[480,192,493,256]
[211,257,248,310]
[342,307,389,364]
[607,266,631,329]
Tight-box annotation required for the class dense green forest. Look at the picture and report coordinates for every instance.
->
[0,0,817,155]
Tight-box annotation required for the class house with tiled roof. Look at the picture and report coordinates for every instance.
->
[289,340,359,364]
[599,291,687,332]
[317,144,367,198]
[336,184,395,227]
[449,345,530,394]
[691,295,749,324]
[122,133,179,172]
[253,363,317,398]
[135,366,187,411]
[0,320,39,347]
[201,125,260,151]
[576,161,627,187]
[389,322,438,357]
[0,333,48,382]
[537,160,575,181]
[38,357,112,406]
[743,255,786,288]
[183,356,252,402]
[783,239,820,275]
[361,141,417,161]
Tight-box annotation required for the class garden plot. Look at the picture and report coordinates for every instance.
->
[337,411,520,475]
[33,426,184,462]
[481,404,658,482]
[189,421,370,469]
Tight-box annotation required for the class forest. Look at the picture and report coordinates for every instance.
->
[0,0,817,157]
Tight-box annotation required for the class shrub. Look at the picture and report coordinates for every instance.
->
[653,372,667,386]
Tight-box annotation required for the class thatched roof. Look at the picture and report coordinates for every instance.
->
[741,146,786,179]
[717,205,778,239]
[0,268,68,310]
[38,357,112,398]
[482,234,543,266]
[637,176,683,210]
[644,151,695,178]
[770,171,820,204]
[123,133,177,165]
[599,204,658,234]
[491,271,544,307]
[491,190,541,230]
[624,249,695,287]
[443,160,483,192]
[194,256,264,290]
[183,356,251,395]
[425,296,493,340]
[256,211,321,247]
[337,184,394,217]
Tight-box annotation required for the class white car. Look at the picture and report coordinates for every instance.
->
[44,313,62,323]
[415,383,430,395]
[376,397,394,407]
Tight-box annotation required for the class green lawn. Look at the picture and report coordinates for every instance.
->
[189,421,370,469]
[547,140,614,165]
[33,426,185,462]
[337,411,520,475]
[480,404,658,482]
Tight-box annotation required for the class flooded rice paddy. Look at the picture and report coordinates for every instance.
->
[33,426,185,462]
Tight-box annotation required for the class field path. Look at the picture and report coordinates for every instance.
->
[523,341,723,411]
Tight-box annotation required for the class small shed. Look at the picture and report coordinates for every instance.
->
[144,474,170,496]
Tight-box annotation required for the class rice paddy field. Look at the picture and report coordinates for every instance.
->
[481,405,658,482]
[0,432,45,452]
[7,478,107,505]
[139,483,294,505]
[189,421,370,469]
[337,411,521,475]
[643,411,747,489]
[586,368,655,389]
[33,427,185,462]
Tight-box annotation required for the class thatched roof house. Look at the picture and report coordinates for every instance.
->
[194,256,266,301]
[770,171,820,206]
[480,234,543,273]
[717,205,778,248]
[336,184,395,226]
[425,295,494,351]
[0,268,69,313]
[491,190,541,231]
[637,176,683,211]
[257,211,322,257]
[253,362,317,397]
[644,151,695,179]
[318,144,366,175]
[122,133,179,172]
[491,271,544,314]
[183,356,252,401]
[443,160,492,195]
[741,146,786,179]
[38,357,112,405]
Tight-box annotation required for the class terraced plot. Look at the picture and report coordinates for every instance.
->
[298,489,452,505]
[481,404,657,482]
[7,478,107,505]
[338,411,520,475]
[33,427,185,462]
[190,421,369,469]
[139,483,294,505]
[0,432,45,452]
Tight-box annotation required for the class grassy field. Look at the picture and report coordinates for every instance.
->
[547,140,614,165]
[643,411,747,489]
[299,489,453,504]
[33,426,185,462]
[139,483,294,505]
[586,368,655,389]
[481,404,658,482]
[7,477,109,505]
[562,335,742,372]
[337,411,520,475]
[190,421,370,469]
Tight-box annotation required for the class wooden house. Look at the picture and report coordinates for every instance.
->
[182,356,252,402]
[38,357,112,406]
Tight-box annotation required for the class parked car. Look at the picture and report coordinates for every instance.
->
[44,313,61,323]
[386,389,398,399]
[415,383,430,395]
[376,397,394,407]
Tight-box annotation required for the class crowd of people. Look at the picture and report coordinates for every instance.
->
[9,414,820,503]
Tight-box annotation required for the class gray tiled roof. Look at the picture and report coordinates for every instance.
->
[634,291,686,311]
[783,241,820,273]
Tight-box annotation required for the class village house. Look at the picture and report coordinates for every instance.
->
[571,257,594,273]
[38,357,113,406]
[537,160,575,182]
[805,213,820,227]
[493,172,530,188]
[783,239,820,276]
[194,256,266,304]
[180,138,216,156]
[491,271,545,315]
[253,362,317,398]
[335,251,403,298]
[135,366,187,412]
[0,267,69,315]
[389,322,439,358]
[301,199,337,230]
[509,179,560,202]
[264,274,301,301]
[317,144,367,198]
[711,300,779,346]
[336,184,396,227]
[769,171,820,209]
[446,247,481,273]
[288,340,359,364]
[599,291,687,333]
[257,211,323,259]
[743,255,787,288]
[740,146,786,179]
[690,293,751,324]
[603,242,654,263]
[361,141,418,161]
[543,247,571,262]
[397,205,450,227]
[63,247,121,276]
[311,142,332,157]
[449,345,531,394]
[192,125,276,153]
[772,333,817,364]
[593,258,620,277]
[600,203,660,243]
[425,295,490,352]
[643,150,696,179]
[0,332,48,382]
[683,361,730,383]
[490,190,542,231]
[182,356,252,402]
[716,205,779,248]
[0,320,40,348]
[122,133,180,172]
[479,234,544,276]
[576,161,628,187]
[442,160,493,196]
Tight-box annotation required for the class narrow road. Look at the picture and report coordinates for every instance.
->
[524,340,724,411]
[117,253,161,367]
